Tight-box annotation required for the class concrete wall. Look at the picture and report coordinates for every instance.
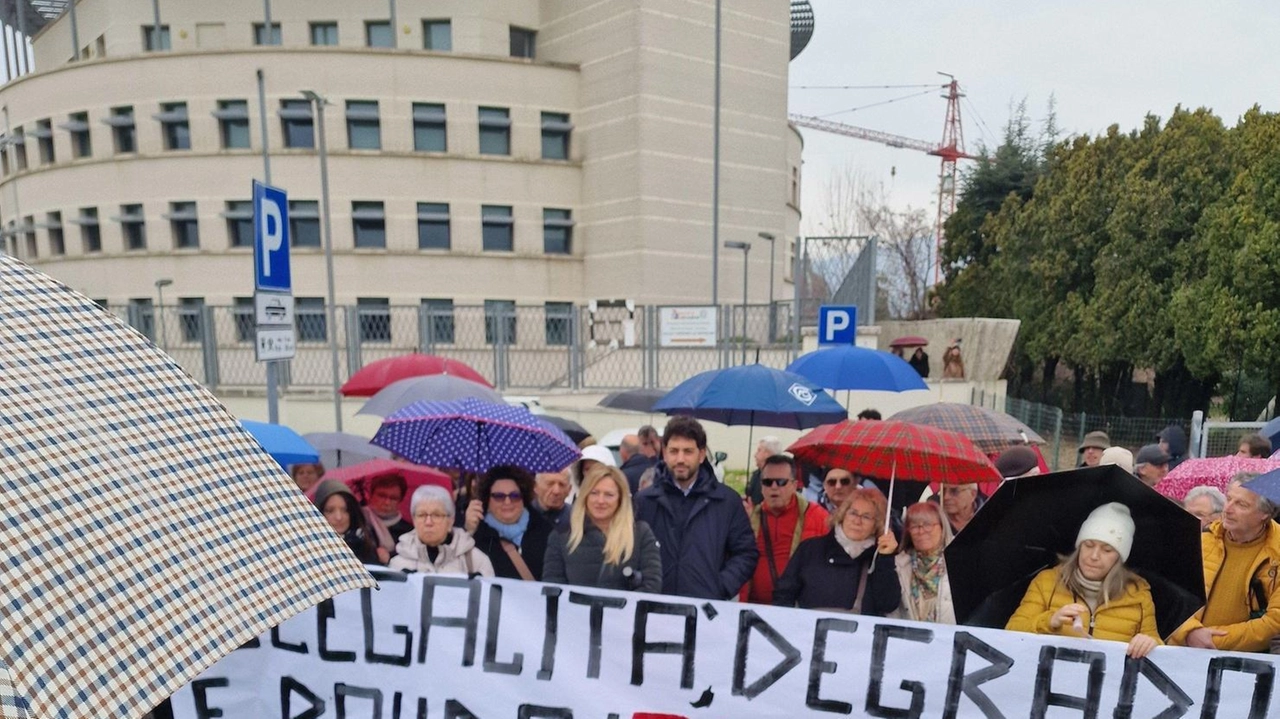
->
[874,318,1021,382]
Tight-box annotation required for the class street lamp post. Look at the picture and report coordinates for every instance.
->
[301,90,344,432]
[758,232,776,341]
[724,240,751,364]
[154,278,173,352]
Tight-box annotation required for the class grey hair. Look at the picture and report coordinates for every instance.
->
[1183,486,1225,514]
[758,436,783,455]
[409,485,454,518]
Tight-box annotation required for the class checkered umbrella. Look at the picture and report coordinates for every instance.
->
[0,257,374,719]
[890,402,1045,453]
[1154,456,1280,501]
[787,419,1001,484]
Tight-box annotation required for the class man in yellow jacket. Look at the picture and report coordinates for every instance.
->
[1169,482,1280,652]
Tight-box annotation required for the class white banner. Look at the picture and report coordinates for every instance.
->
[173,569,1279,718]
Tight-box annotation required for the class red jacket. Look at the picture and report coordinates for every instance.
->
[742,495,829,603]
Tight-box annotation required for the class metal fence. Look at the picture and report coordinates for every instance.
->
[1196,420,1266,458]
[108,301,805,392]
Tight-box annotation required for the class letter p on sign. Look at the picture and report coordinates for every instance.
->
[253,181,292,292]
[818,305,857,346]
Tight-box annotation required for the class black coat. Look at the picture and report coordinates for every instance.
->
[634,460,759,599]
[542,521,663,593]
[470,511,555,581]
[772,532,901,616]
[620,454,654,495]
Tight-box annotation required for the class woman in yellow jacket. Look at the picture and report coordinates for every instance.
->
[1006,502,1162,658]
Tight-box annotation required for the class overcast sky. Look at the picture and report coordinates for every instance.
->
[788,0,1280,231]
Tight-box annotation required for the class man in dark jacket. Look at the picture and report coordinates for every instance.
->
[634,416,759,599]
[1158,424,1189,470]
[618,434,653,495]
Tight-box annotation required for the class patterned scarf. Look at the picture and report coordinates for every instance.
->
[909,550,946,620]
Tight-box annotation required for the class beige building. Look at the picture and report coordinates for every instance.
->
[0,0,802,320]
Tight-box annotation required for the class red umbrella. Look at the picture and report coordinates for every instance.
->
[312,459,453,521]
[787,419,1000,485]
[889,335,929,348]
[1154,457,1280,501]
[340,354,491,396]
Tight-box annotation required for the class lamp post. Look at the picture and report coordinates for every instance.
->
[757,232,776,341]
[301,89,344,432]
[724,240,751,364]
[154,278,173,352]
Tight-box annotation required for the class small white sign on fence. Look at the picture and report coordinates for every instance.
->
[659,306,718,347]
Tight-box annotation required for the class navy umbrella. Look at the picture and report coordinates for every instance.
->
[653,364,847,429]
[597,388,667,413]
[786,345,927,392]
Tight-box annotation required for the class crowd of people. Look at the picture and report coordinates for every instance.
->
[290,415,1280,659]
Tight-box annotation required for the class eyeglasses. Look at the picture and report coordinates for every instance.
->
[845,511,876,523]
[413,512,450,522]
[907,521,941,531]
[760,478,792,488]
[371,491,402,502]
[825,477,853,487]
[490,491,523,504]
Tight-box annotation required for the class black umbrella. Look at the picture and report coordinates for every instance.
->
[597,388,667,413]
[541,415,591,444]
[945,464,1204,639]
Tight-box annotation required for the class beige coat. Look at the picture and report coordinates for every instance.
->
[890,551,957,624]
[388,527,495,577]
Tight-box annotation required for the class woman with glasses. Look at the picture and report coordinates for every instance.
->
[772,487,901,614]
[464,464,555,580]
[389,485,494,577]
[890,502,956,624]
[819,468,857,511]
[543,465,662,592]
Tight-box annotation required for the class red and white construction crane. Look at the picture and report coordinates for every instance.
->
[790,75,975,284]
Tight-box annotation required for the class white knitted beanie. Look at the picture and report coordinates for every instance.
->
[1076,502,1135,561]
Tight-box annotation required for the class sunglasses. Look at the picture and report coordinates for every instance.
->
[489,491,523,504]
[824,477,853,487]
[760,478,792,488]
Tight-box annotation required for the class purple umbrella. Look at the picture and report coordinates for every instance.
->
[371,397,581,473]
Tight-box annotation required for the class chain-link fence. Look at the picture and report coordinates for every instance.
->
[1197,421,1266,458]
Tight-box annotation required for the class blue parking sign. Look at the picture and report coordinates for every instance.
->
[253,181,291,292]
[818,305,857,345]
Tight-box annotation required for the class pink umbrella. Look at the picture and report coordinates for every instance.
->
[309,459,453,521]
[1154,457,1280,501]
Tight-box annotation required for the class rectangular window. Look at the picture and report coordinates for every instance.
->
[478,107,510,155]
[345,100,381,150]
[417,202,450,250]
[108,106,137,153]
[290,200,321,248]
[119,203,146,251]
[310,22,338,46]
[545,302,573,346]
[158,102,191,150]
[233,297,255,342]
[168,201,199,249]
[22,216,35,258]
[543,208,573,254]
[178,297,205,342]
[215,99,251,149]
[484,300,517,345]
[510,26,536,59]
[357,297,391,343]
[365,21,393,48]
[224,200,254,248]
[541,112,571,160]
[128,298,155,341]
[142,24,171,51]
[34,119,54,164]
[422,298,455,344]
[412,103,447,152]
[481,205,514,252]
[47,212,64,255]
[253,22,282,46]
[351,201,386,248]
[280,99,314,148]
[423,20,452,51]
[66,112,91,158]
[296,297,327,342]
[78,207,101,253]
[11,129,26,171]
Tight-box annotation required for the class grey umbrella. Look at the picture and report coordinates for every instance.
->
[302,432,392,468]
[357,374,503,417]
[597,387,667,413]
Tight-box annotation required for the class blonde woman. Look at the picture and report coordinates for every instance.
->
[1006,502,1161,658]
[543,465,662,592]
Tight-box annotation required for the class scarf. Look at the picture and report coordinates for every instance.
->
[908,550,946,621]
[834,525,875,559]
[1073,568,1103,611]
[485,509,530,546]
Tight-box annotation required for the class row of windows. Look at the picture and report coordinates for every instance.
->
[7,202,575,259]
[0,101,571,171]
[140,19,535,58]
[124,298,572,347]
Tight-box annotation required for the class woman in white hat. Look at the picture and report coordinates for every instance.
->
[1005,502,1161,658]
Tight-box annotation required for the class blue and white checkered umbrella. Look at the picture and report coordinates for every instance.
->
[372,397,582,473]
[0,257,374,719]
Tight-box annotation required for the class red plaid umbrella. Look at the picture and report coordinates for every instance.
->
[787,419,1000,484]
[340,354,491,396]
[1154,457,1280,501]
[890,402,1045,453]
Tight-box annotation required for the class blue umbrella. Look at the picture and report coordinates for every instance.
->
[371,397,581,473]
[241,420,321,466]
[786,345,928,392]
[653,364,847,429]
[1262,416,1280,450]
[1244,469,1280,506]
